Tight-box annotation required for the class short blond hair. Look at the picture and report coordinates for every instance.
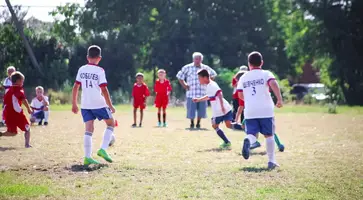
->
[35,86,44,92]
[157,69,166,73]
[7,66,15,72]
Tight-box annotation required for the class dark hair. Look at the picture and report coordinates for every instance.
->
[197,69,209,78]
[87,45,102,58]
[248,51,263,67]
[11,71,25,84]
[235,71,245,80]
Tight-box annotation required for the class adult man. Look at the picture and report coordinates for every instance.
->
[176,52,217,129]
[1,66,16,125]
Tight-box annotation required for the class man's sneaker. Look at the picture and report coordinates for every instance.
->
[241,138,250,160]
[250,141,261,150]
[38,120,43,126]
[196,124,201,129]
[190,123,195,129]
[44,122,48,126]
[84,157,100,165]
[97,149,113,163]
[219,142,231,150]
[267,162,280,170]
[157,122,162,127]
[163,123,167,127]
[278,144,285,152]
[131,124,137,128]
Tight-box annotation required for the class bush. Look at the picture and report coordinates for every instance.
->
[47,80,73,105]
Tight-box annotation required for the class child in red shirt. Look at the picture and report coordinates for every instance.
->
[232,66,248,123]
[132,73,150,127]
[234,71,246,124]
[0,72,33,148]
[154,69,172,127]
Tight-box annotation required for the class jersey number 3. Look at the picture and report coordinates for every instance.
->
[85,80,93,88]
[252,87,256,96]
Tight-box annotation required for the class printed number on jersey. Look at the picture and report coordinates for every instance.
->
[85,80,93,88]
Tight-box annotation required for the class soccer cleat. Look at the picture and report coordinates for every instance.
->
[278,144,285,152]
[97,149,113,163]
[196,124,201,129]
[241,138,250,160]
[158,122,162,127]
[131,124,137,128]
[44,122,48,126]
[190,123,195,129]
[267,162,280,170]
[84,157,100,165]
[250,141,261,150]
[163,123,167,127]
[219,142,231,150]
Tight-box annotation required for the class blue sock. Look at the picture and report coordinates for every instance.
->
[215,128,230,143]
[231,123,244,130]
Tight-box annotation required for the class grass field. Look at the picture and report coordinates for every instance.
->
[0,106,362,200]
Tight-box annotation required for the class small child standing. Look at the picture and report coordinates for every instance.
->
[132,73,150,127]
[154,69,172,127]
[193,69,244,149]
[0,72,33,148]
[30,86,50,126]
[72,45,116,165]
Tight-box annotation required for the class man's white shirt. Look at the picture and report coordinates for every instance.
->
[3,77,12,93]
[237,69,276,119]
[206,80,232,117]
[75,64,108,109]
[31,96,49,113]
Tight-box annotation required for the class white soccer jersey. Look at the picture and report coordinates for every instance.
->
[206,80,232,117]
[30,96,49,113]
[3,77,12,93]
[75,64,108,109]
[237,69,275,119]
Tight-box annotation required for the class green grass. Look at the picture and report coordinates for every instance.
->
[49,103,363,114]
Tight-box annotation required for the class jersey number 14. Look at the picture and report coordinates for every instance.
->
[85,80,93,88]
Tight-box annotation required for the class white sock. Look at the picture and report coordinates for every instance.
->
[44,111,49,122]
[84,132,92,158]
[246,134,257,144]
[101,126,114,150]
[266,136,276,163]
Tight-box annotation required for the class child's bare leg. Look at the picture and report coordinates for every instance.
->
[24,130,31,148]
[133,108,137,125]
[140,109,144,126]
[157,107,161,123]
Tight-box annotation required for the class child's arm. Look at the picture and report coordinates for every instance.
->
[192,95,209,102]
[72,83,80,114]
[269,80,283,108]
[22,99,33,114]
[167,80,172,95]
[235,106,243,122]
[238,91,244,101]
[42,96,49,107]
[101,86,115,113]
[145,85,150,97]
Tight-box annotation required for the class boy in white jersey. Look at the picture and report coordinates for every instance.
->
[1,66,16,125]
[193,69,244,149]
[237,51,283,169]
[30,86,50,125]
[72,45,116,166]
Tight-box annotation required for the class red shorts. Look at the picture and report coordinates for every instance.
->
[238,98,245,107]
[133,100,146,110]
[155,95,168,109]
[5,112,30,133]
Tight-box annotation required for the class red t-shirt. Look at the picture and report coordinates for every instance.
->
[154,79,172,97]
[232,78,239,99]
[132,83,150,102]
[4,86,26,115]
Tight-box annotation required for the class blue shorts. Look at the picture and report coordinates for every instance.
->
[32,111,45,119]
[81,107,113,122]
[186,98,207,119]
[245,118,275,136]
[212,111,233,125]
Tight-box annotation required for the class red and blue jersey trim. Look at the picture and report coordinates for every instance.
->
[209,90,222,101]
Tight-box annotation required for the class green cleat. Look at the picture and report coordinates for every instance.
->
[84,157,100,165]
[219,142,232,150]
[97,149,113,163]
[163,123,167,127]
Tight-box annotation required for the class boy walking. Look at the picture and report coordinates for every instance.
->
[72,45,116,165]
[0,72,33,148]
[154,69,172,127]
[193,69,244,149]
[132,73,150,127]
[237,51,283,169]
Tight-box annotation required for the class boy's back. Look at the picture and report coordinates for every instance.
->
[76,64,107,109]
[238,69,275,119]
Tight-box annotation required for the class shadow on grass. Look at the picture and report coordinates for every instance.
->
[236,151,266,156]
[197,148,231,153]
[185,128,209,131]
[240,166,270,173]
[66,164,109,172]
[0,147,16,152]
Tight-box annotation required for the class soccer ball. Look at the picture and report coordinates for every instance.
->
[109,134,115,146]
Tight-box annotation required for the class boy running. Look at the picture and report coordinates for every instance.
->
[132,73,150,127]
[0,72,33,148]
[30,86,50,126]
[72,45,116,165]
[154,69,172,127]
[193,69,244,149]
[237,51,283,169]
